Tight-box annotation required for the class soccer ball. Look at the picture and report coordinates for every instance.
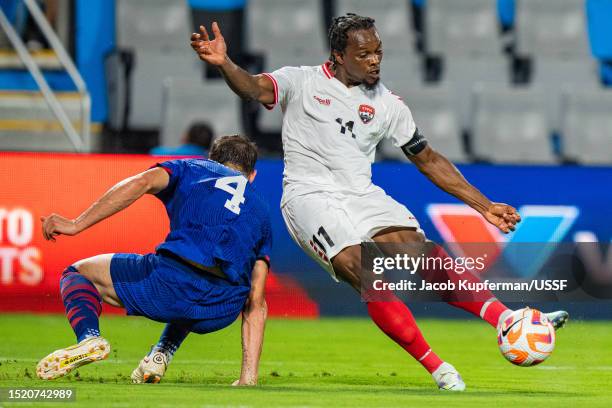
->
[497,307,555,366]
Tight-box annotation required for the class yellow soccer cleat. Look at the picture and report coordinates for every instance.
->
[36,337,110,380]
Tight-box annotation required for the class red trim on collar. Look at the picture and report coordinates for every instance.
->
[322,61,334,79]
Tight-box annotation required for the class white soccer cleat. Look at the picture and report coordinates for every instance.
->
[131,350,169,384]
[36,336,110,380]
[432,362,466,391]
[544,310,569,330]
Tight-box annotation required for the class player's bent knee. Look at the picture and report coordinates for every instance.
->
[61,265,79,276]
[59,265,80,289]
[71,262,103,290]
[73,257,112,287]
[67,258,120,306]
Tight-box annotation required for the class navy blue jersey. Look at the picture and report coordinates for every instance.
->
[152,159,272,287]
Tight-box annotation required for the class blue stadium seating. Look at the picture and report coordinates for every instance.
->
[412,0,515,28]
[586,0,612,86]
[586,0,612,58]
[497,0,515,28]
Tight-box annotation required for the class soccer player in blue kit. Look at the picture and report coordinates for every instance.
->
[36,135,272,386]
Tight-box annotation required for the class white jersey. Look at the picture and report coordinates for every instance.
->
[264,62,419,206]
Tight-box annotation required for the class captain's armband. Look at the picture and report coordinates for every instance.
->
[401,128,428,157]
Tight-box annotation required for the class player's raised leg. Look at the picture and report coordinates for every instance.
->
[430,240,568,330]
[371,228,511,328]
[374,228,569,331]
[37,254,119,380]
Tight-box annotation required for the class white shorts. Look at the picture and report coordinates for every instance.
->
[281,186,422,281]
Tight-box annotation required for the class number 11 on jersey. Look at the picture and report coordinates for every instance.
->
[214,175,247,215]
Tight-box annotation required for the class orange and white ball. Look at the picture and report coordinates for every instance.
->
[498,307,556,367]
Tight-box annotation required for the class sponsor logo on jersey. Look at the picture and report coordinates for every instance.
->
[314,95,331,106]
[358,104,375,124]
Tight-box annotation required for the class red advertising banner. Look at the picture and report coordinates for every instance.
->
[0,153,318,318]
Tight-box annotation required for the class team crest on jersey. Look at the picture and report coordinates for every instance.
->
[358,104,375,124]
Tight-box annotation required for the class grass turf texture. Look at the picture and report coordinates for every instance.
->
[0,315,611,407]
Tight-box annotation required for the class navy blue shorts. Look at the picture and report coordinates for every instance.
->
[110,252,248,334]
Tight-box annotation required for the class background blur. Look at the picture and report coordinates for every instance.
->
[0,0,611,319]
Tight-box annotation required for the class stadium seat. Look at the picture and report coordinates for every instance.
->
[514,0,598,131]
[497,0,516,29]
[516,0,590,58]
[561,87,612,164]
[336,0,416,57]
[116,0,192,53]
[470,84,556,163]
[425,0,510,129]
[443,58,511,131]
[380,53,424,91]
[115,0,201,129]
[586,0,612,59]
[246,0,327,57]
[379,85,467,163]
[128,51,202,129]
[586,0,612,86]
[426,0,503,57]
[160,77,242,147]
[531,59,600,132]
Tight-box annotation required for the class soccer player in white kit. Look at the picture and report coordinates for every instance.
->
[190,14,568,391]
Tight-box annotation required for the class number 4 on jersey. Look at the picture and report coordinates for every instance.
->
[214,176,247,215]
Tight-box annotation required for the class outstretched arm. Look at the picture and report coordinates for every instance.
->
[41,167,170,241]
[234,259,268,386]
[190,23,275,105]
[409,145,521,233]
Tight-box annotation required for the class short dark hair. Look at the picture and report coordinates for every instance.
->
[186,122,214,149]
[209,135,258,175]
[328,13,376,62]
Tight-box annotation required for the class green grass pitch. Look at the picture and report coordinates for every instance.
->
[0,315,611,407]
